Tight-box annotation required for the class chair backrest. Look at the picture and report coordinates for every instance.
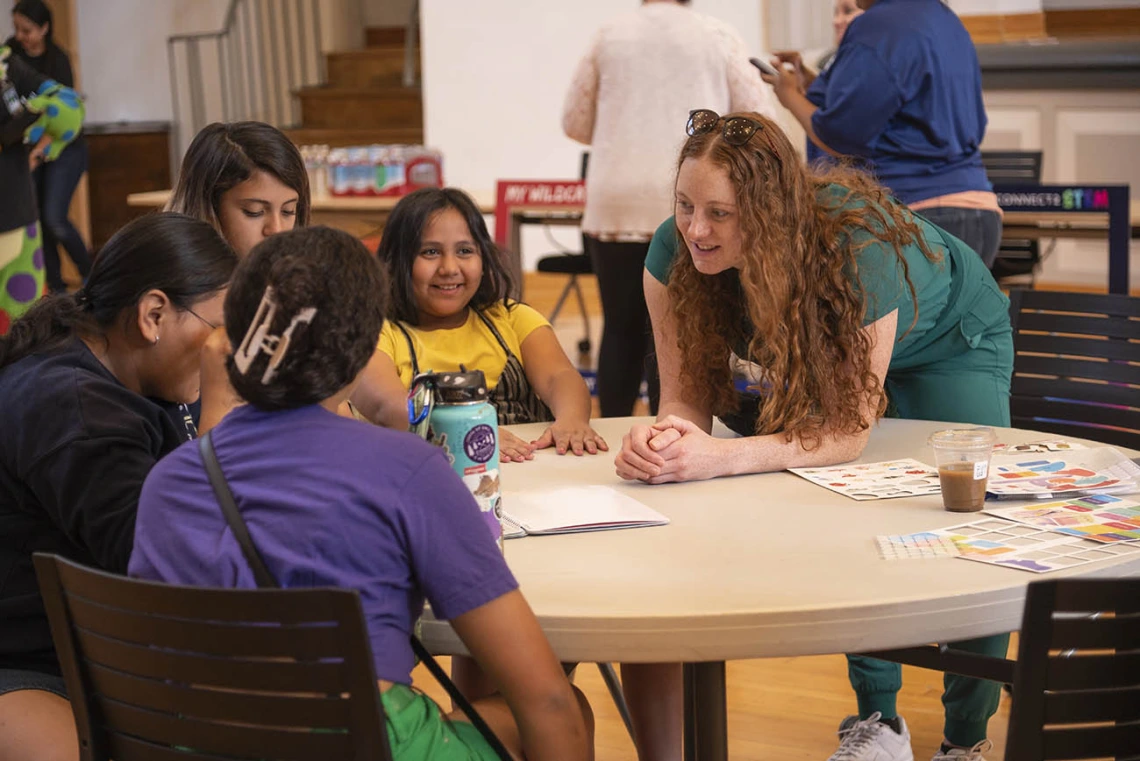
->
[33,553,392,761]
[982,150,1044,185]
[1008,289,1140,450]
[1005,578,1140,760]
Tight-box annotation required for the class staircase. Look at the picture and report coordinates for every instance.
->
[288,27,423,148]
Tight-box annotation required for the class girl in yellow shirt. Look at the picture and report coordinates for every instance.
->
[352,188,606,462]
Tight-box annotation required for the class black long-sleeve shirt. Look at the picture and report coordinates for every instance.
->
[0,338,185,675]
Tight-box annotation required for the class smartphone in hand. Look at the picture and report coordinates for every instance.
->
[749,57,780,78]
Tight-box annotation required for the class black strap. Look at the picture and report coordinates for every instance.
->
[199,433,277,588]
[394,322,420,376]
[197,432,512,760]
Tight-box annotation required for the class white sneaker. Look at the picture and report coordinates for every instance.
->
[827,712,915,761]
[931,740,993,761]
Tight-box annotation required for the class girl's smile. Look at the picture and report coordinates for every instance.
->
[412,207,484,329]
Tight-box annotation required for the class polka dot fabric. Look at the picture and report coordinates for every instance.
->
[0,224,45,334]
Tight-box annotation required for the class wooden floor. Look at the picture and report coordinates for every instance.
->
[412,652,1012,760]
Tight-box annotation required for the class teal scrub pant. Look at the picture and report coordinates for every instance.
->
[847,327,1013,747]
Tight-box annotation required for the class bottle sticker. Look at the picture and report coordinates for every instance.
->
[974,460,988,480]
[463,424,496,464]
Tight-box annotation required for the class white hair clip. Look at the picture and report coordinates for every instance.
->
[233,286,318,384]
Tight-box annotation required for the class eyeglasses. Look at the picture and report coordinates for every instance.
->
[686,109,764,147]
[185,306,219,330]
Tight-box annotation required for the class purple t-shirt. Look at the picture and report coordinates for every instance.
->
[129,404,518,684]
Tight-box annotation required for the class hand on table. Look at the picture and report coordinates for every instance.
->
[500,428,536,463]
[616,415,729,484]
[533,420,609,456]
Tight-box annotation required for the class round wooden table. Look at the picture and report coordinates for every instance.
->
[420,417,1140,760]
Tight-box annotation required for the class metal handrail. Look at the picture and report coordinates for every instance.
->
[403,0,420,88]
[167,0,324,175]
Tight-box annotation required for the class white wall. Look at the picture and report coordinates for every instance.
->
[420,0,763,193]
[420,0,764,267]
[947,0,1044,12]
[76,0,228,123]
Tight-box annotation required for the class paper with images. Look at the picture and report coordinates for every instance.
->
[789,459,941,501]
[926,517,1140,574]
[984,494,1140,543]
[985,446,1140,500]
[501,485,669,538]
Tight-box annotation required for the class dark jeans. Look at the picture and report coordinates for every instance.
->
[583,236,660,417]
[917,206,1002,269]
[34,138,92,293]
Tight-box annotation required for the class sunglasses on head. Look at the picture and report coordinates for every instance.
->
[686,109,765,147]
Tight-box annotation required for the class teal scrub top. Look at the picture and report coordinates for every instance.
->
[645,185,1012,376]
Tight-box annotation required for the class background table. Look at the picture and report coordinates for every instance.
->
[125,189,496,240]
[419,417,1140,760]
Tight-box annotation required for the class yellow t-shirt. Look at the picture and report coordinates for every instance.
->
[378,302,550,390]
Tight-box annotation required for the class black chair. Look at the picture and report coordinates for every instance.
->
[982,150,1047,286]
[1005,577,1140,760]
[34,553,393,761]
[536,151,592,361]
[1008,289,1140,450]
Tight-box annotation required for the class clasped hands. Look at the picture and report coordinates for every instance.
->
[615,415,728,484]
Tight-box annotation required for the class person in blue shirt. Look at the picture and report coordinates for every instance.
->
[762,0,1004,270]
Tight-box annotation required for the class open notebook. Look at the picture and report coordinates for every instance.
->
[500,486,669,539]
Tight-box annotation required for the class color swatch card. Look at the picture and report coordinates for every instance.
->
[985,447,1140,500]
[933,518,1140,574]
[790,459,941,500]
[984,494,1140,543]
[876,532,962,560]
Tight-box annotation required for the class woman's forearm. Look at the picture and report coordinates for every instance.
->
[782,91,840,158]
[722,426,871,476]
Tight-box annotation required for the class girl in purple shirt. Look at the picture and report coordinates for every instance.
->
[130,226,593,761]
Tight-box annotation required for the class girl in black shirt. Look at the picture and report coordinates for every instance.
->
[0,214,236,761]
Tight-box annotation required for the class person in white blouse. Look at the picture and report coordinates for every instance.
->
[563,0,777,421]
[562,5,775,758]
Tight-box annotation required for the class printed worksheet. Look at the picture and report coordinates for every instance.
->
[931,517,1140,573]
[984,494,1140,543]
[993,439,1088,454]
[790,459,941,500]
[986,447,1140,500]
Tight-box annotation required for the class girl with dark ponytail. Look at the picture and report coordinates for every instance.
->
[0,212,237,761]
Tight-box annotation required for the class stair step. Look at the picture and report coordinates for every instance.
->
[284,126,425,147]
[296,86,422,130]
[366,27,408,47]
[326,46,418,89]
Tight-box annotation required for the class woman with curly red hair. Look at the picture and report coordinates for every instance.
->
[616,110,1012,761]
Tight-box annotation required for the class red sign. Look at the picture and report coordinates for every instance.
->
[494,180,585,246]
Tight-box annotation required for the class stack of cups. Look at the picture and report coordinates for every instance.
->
[929,428,998,512]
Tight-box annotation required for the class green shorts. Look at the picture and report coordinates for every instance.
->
[383,684,503,761]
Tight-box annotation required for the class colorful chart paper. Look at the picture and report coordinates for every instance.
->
[985,447,1140,500]
[984,494,1140,543]
[790,459,941,501]
[876,532,962,560]
[932,517,1140,574]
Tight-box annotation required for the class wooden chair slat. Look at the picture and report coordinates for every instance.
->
[1011,397,1140,432]
[1010,376,1140,411]
[1044,685,1140,724]
[77,630,348,692]
[1014,355,1140,386]
[86,662,354,728]
[67,595,347,658]
[97,699,354,760]
[1040,722,1140,760]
